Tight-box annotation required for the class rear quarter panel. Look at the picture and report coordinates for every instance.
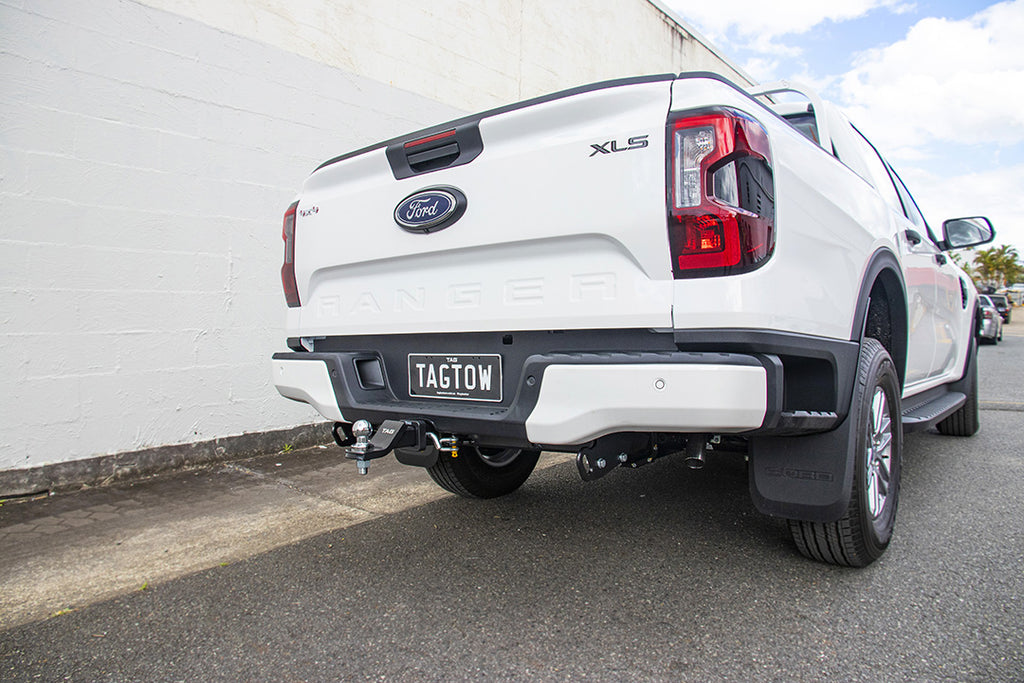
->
[668,77,895,341]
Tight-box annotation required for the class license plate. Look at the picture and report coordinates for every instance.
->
[408,354,502,402]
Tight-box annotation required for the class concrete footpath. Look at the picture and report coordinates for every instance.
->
[1,445,576,629]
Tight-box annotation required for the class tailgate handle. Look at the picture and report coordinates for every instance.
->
[406,141,460,168]
[386,122,484,180]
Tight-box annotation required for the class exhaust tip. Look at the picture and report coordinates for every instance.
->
[683,454,705,470]
[684,435,707,470]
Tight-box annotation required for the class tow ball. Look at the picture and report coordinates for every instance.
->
[341,419,457,475]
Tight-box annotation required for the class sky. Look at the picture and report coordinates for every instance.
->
[666,0,1024,266]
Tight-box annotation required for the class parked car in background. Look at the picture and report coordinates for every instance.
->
[1000,286,1023,306]
[989,294,1012,323]
[978,295,1003,344]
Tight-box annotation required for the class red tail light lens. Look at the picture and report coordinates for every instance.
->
[667,108,775,278]
[281,201,300,308]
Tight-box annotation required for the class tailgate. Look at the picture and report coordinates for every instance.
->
[290,77,677,337]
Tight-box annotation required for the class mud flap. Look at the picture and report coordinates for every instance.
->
[748,414,856,523]
[949,335,978,395]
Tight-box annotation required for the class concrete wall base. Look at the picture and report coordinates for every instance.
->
[0,423,333,498]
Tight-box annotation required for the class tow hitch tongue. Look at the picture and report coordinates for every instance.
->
[576,433,655,482]
[575,433,714,480]
[344,419,457,475]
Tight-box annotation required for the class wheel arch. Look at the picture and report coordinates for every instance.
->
[850,248,908,389]
[748,248,909,525]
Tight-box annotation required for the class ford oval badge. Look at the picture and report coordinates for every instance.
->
[394,186,466,233]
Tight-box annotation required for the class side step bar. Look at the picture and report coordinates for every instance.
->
[901,388,966,432]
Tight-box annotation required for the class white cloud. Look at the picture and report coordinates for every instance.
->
[837,1,1024,150]
[668,0,905,42]
[741,57,780,83]
[903,163,1024,257]
[667,0,909,81]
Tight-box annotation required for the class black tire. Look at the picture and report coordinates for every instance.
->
[427,446,540,499]
[788,338,902,567]
[936,338,979,436]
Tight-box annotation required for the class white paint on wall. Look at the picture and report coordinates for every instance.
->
[0,0,463,472]
[134,0,753,112]
[0,0,749,474]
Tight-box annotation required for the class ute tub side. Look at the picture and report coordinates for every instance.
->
[666,75,890,342]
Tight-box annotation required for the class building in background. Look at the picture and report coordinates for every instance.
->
[0,0,752,494]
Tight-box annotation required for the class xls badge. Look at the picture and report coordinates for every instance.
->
[394,186,467,234]
[589,134,649,157]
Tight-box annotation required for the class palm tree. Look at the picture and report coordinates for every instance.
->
[972,247,1000,289]
[997,246,1024,287]
[972,245,1023,290]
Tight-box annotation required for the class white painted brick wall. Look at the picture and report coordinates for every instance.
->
[137,0,752,111]
[0,0,463,472]
[0,0,749,474]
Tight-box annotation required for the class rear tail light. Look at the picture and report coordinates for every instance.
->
[667,108,775,278]
[281,201,300,308]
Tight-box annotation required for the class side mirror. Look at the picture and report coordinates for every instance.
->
[942,216,994,250]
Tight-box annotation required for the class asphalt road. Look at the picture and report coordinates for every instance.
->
[2,323,1023,681]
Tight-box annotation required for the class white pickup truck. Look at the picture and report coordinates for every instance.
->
[272,72,994,566]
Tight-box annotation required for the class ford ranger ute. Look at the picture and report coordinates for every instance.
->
[272,72,995,566]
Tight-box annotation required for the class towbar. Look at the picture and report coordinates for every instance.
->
[342,418,459,475]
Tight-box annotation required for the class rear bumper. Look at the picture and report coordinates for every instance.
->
[273,353,769,445]
[524,363,766,443]
[273,357,346,422]
[979,317,1000,339]
[272,329,857,448]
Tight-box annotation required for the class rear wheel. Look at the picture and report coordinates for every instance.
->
[427,446,540,499]
[789,338,902,567]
